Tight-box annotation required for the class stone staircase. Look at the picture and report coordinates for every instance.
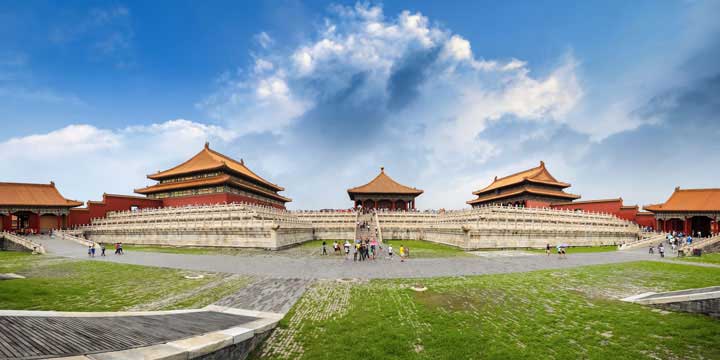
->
[355,212,382,243]
[619,232,666,250]
[679,234,720,253]
[0,231,45,254]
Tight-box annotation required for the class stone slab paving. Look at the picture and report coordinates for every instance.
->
[214,278,313,313]
[35,236,660,279]
[0,311,257,359]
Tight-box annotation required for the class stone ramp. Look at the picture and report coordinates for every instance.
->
[0,311,258,359]
[622,286,720,319]
[214,278,313,313]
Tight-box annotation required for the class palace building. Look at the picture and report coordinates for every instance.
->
[0,182,82,234]
[467,161,580,208]
[348,167,423,210]
[134,143,291,209]
[644,187,720,236]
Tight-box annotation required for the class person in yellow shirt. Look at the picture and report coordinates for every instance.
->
[399,245,406,262]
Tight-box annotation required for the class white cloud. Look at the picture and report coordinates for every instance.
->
[254,32,274,49]
[0,120,238,200]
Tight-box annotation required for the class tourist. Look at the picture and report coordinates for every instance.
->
[658,243,665,258]
[648,245,654,255]
[344,240,351,259]
[118,242,124,255]
[333,240,340,254]
[114,242,120,255]
[399,245,406,262]
[686,235,693,246]
[88,245,93,257]
[545,243,551,256]
[671,241,676,253]
[388,244,394,260]
[322,241,327,256]
[353,242,359,261]
[406,246,410,258]
[101,243,106,256]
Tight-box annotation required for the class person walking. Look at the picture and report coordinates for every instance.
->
[399,245,406,262]
[322,241,328,256]
[118,242,124,255]
[88,245,93,257]
[388,244,394,260]
[90,244,96,258]
[659,243,665,258]
[101,243,106,257]
[344,240,351,260]
[545,243,551,256]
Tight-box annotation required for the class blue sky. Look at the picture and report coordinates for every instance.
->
[1,0,718,209]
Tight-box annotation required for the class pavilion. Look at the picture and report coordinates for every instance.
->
[644,187,720,236]
[467,161,580,208]
[135,142,291,209]
[348,167,423,210]
[0,182,82,234]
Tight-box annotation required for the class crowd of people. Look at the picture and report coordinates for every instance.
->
[649,231,697,258]
[320,240,411,262]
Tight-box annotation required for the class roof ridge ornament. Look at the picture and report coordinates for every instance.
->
[204,141,210,149]
[380,166,384,172]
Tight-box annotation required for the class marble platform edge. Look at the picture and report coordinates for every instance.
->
[51,307,281,360]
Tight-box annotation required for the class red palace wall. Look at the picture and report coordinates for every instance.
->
[68,209,91,227]
[71,194,163,226]
[550,199,656,229]
[635,214,656,229]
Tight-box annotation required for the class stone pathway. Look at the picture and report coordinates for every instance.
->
[214,278,313,313]
[0,311,257,359]
[34,235,661,279]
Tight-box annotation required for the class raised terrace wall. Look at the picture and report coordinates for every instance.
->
[84,204,315,250]
[377,206,639,249]
[81,204,638,250]
[295,211,356,241]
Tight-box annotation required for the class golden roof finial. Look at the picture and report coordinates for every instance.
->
[204,141,210,149]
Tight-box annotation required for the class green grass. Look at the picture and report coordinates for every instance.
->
[254,261,720,359]
[383,240,470,258]
[0,251,246,311]
[120,244,232,255]
[673,252,720,265]
[524,245,618,254]
[119,240,469,259]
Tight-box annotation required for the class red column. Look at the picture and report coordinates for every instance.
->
[1,215,11,231]
[28,213,40,234]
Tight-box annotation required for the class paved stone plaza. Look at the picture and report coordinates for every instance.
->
[34,236,655,280]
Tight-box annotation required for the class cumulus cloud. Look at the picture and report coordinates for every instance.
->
[193,3,585,208]
[0,120,239,201]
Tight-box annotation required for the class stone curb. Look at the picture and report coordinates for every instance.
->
[622,287,720,305]
[0,308,205,317]
[45,307,282,360]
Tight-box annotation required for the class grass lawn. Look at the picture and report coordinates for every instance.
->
[673,252,720,265]
[0,251,248,311]
[382,240,470,258]
[524,245,618,254]
[254,261,720,359]
[121,240,470,259]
